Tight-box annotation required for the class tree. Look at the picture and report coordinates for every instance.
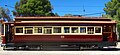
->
[104,0,120,20]
[13,0,55,16]
[54,13,59,16]
[0,7,12,22]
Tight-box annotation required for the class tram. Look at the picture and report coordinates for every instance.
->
[1,17,118,50]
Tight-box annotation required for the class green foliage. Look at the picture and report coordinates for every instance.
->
[104,0,120,20]
[0,7,12,21]
[13,0,55,16]
[54,13,59,16]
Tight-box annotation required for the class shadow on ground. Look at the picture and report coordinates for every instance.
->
[4,48,120,51]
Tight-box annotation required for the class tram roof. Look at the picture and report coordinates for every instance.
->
[15,21,116,24]
[15,17,112,21]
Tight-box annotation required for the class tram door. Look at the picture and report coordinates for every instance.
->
[103,25,112,41]
[5,24,13,43]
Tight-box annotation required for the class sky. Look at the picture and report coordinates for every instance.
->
[0,0,111,17]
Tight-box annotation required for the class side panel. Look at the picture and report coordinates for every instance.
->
[13,35,102,43]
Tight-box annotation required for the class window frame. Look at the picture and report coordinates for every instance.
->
[2,24,5,36]
[33,26,43,34]
[87,27,94,34]
[24,27,33,34]
[94,26,102,35]
[15,26,24,35]
[52,26,62,34]
[71,27,79,34]
[113,25,116,33]
[63,26,71,34]
[43,27,52,34]
[79,27,87,34]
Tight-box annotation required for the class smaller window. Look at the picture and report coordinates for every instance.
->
[16,27,23,33]
[87,27,94,34]
[44,27,52,34]
[95,27,101,33]
[2,25,4,35]
[113,26,116,32]
[34,27,42,33]
[80,27,86,33]
[53,27,61,33]
[25,27,33,34]
[64,27,70,33]
[71,27,78,33]
[103,25,111,32]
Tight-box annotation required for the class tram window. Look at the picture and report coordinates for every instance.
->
[113,26,116,32]
[103,25,111,32]
[53,27,61,33]
[80,27,86,33]
[1,25,4,35]
[64,27,70,33]
[87,27,94,34]
[34,27,42,33]
[71,27,78,33]
[16,27,23,33]
[25,27,33,34]
[44,27,52,34]
[95,27,101,33]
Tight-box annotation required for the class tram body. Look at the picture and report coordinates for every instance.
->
[1,17,118,50]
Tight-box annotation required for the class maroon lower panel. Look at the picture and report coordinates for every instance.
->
[14,35,103,43]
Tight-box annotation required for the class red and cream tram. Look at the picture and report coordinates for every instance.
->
[1,17,118,50]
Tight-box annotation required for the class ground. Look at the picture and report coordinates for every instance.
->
[0,42,120,55]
